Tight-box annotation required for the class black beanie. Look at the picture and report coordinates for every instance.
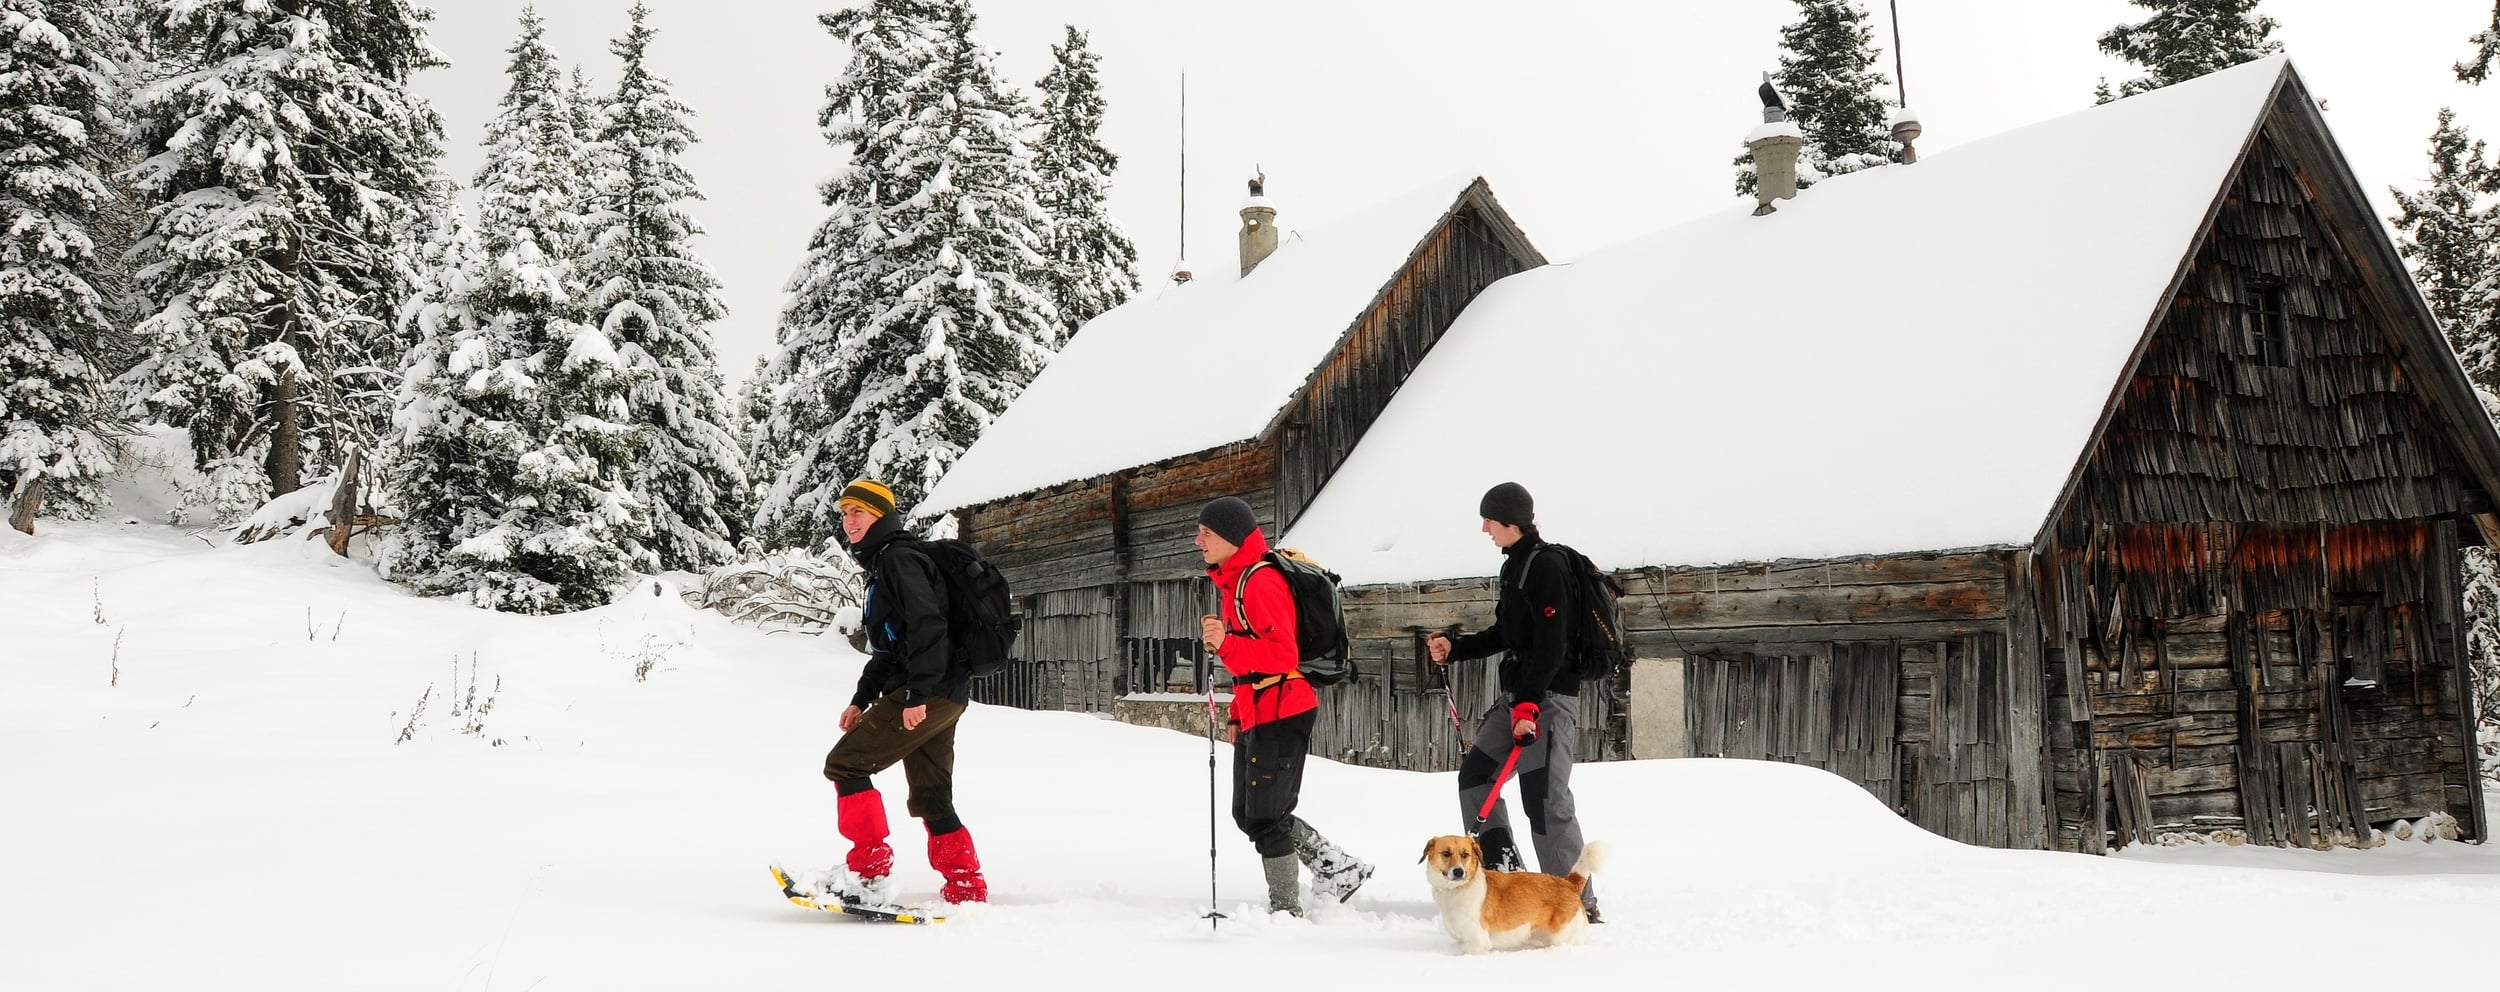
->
[1198,496,1260,547]
[1479,481,1534,528]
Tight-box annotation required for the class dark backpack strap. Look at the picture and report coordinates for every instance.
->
[1510,544,1553,590]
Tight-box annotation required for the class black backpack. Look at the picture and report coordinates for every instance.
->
[906,538,1021,677]
[1228,548,1354,687]
[1517,543,1627,683]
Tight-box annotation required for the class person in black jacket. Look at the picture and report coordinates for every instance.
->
[1426,481,1599,922]
[815,479,987,907]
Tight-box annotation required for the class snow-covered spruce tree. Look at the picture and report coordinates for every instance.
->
[0,0,125,530]
[2462,1,2500,84]
[378,5,651,615]
[1735,0,1897,197]
[2389,106,2500,779]
[2096,0,2282,101]
[732,355,779,541]
[757,0,1061,547]
[2462,3,2500,776]
[117,0,448,521]
[2392,109,2500,390]
[1033,24,1137,332]
[579,2,745,571]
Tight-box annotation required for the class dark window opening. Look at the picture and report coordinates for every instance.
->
[2240,283,2292,366]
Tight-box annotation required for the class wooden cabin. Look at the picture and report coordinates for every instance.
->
[917,176,1545,739]
[1281,58,2492,852]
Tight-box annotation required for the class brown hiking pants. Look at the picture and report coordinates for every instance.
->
[822,692,967,821]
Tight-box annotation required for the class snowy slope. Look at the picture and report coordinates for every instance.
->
[921,174,1497,515]
[4,519,2494,991]
[1286,58,2294,584]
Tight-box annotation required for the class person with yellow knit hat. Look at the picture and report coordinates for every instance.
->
[804,479,987,908]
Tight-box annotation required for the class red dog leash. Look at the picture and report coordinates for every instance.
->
[1475,743,1523,825]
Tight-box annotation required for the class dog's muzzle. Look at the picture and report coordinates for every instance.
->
[1445,867,1468,882]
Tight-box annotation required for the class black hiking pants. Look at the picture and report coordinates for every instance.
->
[1233,709,1314,859]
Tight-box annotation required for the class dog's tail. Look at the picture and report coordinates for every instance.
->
[1566,841,1609,885]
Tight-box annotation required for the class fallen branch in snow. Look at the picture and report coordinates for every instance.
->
[109,626,123,687]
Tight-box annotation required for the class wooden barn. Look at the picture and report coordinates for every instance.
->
[1281,57,2492,852]
[915,175,1545,758]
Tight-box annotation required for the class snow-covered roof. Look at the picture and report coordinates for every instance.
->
[1287,58,2297,585]
[920,175,1505,515]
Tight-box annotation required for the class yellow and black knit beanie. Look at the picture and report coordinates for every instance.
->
[836,479,898,520]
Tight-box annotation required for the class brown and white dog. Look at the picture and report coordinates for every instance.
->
[1418,835,1607,954]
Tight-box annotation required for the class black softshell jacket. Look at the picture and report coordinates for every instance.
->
[1446,534,1580,707]
[847,515,962,707]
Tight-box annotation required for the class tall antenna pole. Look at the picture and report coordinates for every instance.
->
[1176,70,1190,282]
[1889,0,1907,108]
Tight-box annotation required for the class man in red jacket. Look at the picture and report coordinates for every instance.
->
[1195,496,1372,916]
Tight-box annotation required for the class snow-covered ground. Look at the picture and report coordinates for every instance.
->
[4,519,2495,991]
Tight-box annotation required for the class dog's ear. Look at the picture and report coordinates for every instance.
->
[1418,838,1435,864]
[1464,835,1482,865]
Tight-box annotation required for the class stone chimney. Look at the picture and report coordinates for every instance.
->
[1890,107,1923,164]
[1239,170,1277,276]
[1748,74,1802,216]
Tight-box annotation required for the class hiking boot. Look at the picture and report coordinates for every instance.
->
[1286,818,1373,903]
[835,871,896,909]
[1262,855,1303,917]
[1475,827,1526,873]
[1310,857,1373,904]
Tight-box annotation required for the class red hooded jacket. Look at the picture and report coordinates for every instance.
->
[1207,528,1318,730]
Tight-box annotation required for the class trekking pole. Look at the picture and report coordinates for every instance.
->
[1201,670,1227,930]
[1421,628,1468,765]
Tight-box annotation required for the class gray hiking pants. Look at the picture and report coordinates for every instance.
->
[1456,693,1590,898]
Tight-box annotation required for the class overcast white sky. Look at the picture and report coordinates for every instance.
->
[410,1,2500,382]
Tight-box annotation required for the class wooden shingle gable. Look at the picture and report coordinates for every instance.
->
[1264,178,1548,525]
[2037,62,2500,550]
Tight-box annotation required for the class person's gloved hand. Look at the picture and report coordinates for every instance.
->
[1510,700,1540,745]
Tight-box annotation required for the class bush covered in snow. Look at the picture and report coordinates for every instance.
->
[690,548,863,635]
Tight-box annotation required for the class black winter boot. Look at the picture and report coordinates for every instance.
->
[1474,827,1526,873]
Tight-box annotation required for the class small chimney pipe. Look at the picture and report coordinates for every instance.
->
[1749,73,1802,215]
[1239,169,1277,276]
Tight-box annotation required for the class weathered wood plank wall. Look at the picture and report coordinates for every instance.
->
[2039,128,2486,851]
[1328,550,2042,851]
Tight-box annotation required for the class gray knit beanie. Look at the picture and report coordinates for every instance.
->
[1198,496,1260,546]
[1479,482,1534,528]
